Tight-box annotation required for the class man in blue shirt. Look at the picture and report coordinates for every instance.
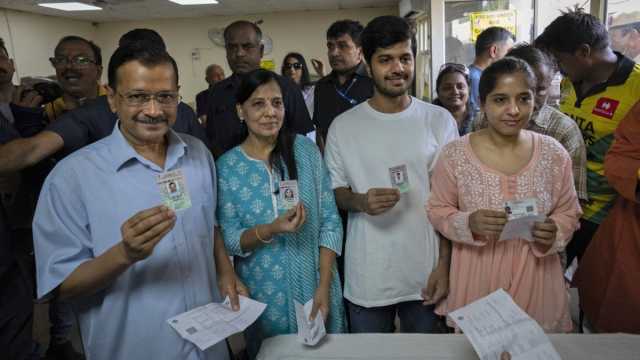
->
[33,45,245,360]
[468,27,515,111]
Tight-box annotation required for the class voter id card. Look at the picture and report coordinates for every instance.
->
[157,169,192,211]
[279,180,299,210]
[389,164,410,193]
[504,198,538,220]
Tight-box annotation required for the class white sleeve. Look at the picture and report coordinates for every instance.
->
[429,111,460,175]
[324,121,349,189]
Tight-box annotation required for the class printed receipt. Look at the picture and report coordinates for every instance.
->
[449,289,561,360]
[167,296,266,351]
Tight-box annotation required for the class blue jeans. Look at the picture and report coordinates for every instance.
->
[49,300,74,344]
[347,300,440,333]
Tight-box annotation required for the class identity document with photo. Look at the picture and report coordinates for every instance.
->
[157,169,192,211]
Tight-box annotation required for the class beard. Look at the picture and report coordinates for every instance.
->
[373,72,414,98]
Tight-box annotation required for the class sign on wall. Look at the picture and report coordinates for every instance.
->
[469,10,517,42]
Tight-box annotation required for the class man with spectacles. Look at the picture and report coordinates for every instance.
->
[205,20,313,157]
[32,44,244,360]
[44,36,105,122]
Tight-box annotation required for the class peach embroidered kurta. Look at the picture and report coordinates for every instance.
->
[426,131,582,332]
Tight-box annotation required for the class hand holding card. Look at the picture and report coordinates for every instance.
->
[360,188,400,216]
[270,203,306,234]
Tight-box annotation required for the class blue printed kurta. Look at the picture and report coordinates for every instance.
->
[217,135,345,354]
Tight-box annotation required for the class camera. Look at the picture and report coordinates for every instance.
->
[20,77,63,104]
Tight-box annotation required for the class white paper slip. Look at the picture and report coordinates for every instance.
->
[167,295,267,351]
[449,289,561,360]
[499,215,546,242]
[295,299,326,346]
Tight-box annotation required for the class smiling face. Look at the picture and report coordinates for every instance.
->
[107,60,178,145]
[236,79,284,141]
[437,71,469,110]
[481,71,535,137]
[53,40,102,98]
[369,39,414,98]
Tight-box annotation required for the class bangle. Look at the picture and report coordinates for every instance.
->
[255,226,272,244]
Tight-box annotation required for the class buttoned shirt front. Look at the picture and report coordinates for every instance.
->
[33,123,228,360]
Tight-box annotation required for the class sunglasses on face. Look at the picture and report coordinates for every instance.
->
[284,62,303,70]
[438,63,470,76]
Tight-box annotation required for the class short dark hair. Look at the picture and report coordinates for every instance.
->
[535,9,609,53]
[506,43,555,72]
[119,28,166,50]
[0,38,8,57]
[478,57,536,105]
[55,36,102,66]
[327,20,364,46]
[236,69,297,180]
[475,27,515,56]
[281,52,312,88]
[107,44,178,90]
[224,21,262,44]
[361,16,413,65]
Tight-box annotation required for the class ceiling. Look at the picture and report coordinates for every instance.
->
[0,0,398,22]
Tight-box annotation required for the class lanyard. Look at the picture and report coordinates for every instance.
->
[334,77,358,105]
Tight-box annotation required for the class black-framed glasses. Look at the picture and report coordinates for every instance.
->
[283,62,303,70]
[438,62,470,76]
[49,56,96,68]
[117,91,181,107]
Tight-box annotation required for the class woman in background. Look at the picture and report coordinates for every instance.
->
[281,52,315,117]
[432,63,475,135]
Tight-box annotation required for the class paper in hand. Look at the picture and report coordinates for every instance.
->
[167,295,266,351]
[500,198,544,242]
[295,299,326,346]
[449,289,561,360]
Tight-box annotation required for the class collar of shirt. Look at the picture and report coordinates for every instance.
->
[45,84,108,122]
[323,62,369,85]
[108,121,188,173]
[571,51,636,101]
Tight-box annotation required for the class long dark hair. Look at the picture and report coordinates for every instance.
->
[236,69,297,180]
[478,57,536,105]
[281,52,312,89]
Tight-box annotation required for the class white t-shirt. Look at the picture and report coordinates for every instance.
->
[324,97,458,307]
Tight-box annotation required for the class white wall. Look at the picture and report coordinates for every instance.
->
[0,9,97,82]
[93,7,396,106]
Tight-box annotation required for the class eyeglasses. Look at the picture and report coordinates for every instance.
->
[49,56,97,68]
[118,91,181,107]
[283,62,303,70]
[438,63,470,76]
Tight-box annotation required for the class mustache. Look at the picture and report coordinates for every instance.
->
[135,115,168,125]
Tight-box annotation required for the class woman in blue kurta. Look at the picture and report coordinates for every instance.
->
[216,69,345,357]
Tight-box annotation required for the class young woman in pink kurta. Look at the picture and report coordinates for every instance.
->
[426,58,582,332]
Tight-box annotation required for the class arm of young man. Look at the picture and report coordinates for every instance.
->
[0,131,63,174]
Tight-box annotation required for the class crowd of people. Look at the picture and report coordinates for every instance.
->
[0,8,638,360]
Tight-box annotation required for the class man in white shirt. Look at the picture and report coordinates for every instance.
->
[324,15,458,332]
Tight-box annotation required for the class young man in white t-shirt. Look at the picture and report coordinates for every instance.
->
[324,15,458,333]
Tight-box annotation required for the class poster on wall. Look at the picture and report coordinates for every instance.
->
[260,59,275,71]
[469,10,517,42]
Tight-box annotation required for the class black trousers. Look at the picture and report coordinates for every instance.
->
[0,263,34,360]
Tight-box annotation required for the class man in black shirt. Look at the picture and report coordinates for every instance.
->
[313,20,374,150]
[195,63,224,119]
[205,21,313,157]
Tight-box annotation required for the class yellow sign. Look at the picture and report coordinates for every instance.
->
[260,59,275,71]
[469,10,517,42]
